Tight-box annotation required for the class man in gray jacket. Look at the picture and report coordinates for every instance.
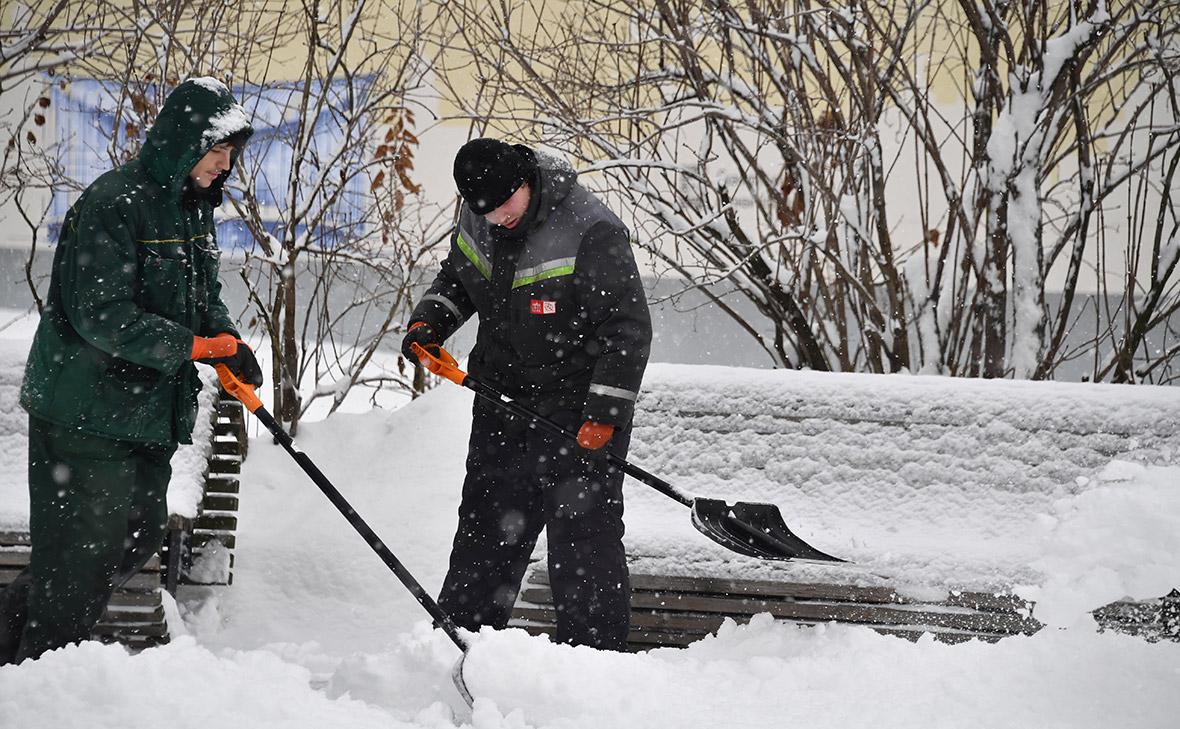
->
[402,138,651,650]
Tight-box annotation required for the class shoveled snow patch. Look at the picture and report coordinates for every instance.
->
[0,637,416,729]
[4,615,1177,729]
[453,618,1179,729]
[326,620,476,720]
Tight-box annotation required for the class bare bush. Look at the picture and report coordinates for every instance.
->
[2,1,128,307]
[8,0,447,430]
[437,0,1180,382]
[224,0,451,431]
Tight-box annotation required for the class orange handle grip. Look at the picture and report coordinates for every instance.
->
[410,343,467,386]
[215,364,264,413]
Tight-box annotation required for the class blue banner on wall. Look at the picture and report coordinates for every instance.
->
[50,77,371,252]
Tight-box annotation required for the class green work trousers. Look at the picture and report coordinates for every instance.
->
[0,415,174,663]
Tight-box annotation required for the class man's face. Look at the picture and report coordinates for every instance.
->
[484,183,531,229]
[189,142,235,189]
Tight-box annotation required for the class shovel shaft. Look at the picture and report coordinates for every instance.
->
[461,377,693,508]
[612,456,694,508]
[414,346,843,563]
[250,403,469,652]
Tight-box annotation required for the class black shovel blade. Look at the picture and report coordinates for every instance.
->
[690,498,845,562]
[451,652,474,707]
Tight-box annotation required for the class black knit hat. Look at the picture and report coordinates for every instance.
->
[453,138,531,215]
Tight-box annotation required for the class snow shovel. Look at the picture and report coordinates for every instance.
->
[411,345,844,563]
[214,365,476,706]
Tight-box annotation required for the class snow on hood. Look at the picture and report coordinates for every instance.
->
[140,77,254,198]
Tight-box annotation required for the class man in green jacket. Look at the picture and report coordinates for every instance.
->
[0,77,263,664]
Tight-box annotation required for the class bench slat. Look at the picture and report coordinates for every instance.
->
[103,606,165,623]
[204,476,241,494]
[2,569,159,590]
[93,621,169,638]
[208,456,241,474]
[508,614,1012,649]
[0,552,161,571]
[192,532,236,550]
[518,586,1037,635]
[527,568,1029,615]
[195,514,238,531]
[0,531,31,547]
[200,494,240,512]
[107,590,165,608]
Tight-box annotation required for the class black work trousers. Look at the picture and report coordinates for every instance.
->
[438,398,631,650]
[0,415,174,664]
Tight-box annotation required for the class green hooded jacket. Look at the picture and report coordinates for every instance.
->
[20,78,254,445]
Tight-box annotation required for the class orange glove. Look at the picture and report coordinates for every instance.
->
[576,420,615,451]
[190,332,238,360]
[191,333,264,387]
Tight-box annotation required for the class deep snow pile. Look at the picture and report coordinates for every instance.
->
[2,315,1179,727]
[4,618,1178,729]
[619,366,1180,604]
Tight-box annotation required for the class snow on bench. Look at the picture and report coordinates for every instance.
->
[511,364,1180,648]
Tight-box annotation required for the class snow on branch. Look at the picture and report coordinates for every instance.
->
[436,0,1178,382]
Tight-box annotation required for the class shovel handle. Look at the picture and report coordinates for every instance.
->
[214,364,264,413]
[411,343,466,386]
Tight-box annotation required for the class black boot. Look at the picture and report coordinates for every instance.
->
[0,569,32,665]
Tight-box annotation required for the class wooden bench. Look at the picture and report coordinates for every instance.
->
[0,530,169,649]
[171,390,248,588]
[1092,590,1180,643]
[509,563,1042,649]
[509,365,1180,649]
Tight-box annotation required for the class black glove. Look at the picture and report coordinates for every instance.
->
[401,322,440,365]
[192,334,265,387]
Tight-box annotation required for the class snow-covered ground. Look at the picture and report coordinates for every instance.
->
[1,306,1178,728]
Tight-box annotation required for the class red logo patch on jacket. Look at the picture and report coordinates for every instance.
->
[530,299,557,315]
